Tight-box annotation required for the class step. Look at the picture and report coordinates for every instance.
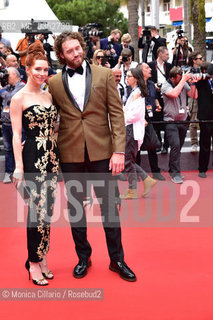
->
[140,149,213,173]
[140,130,213,172]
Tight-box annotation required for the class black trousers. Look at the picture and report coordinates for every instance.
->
[136,142,160,174]
[60,148,124,263]
[199,123,213,173]
[165,123,187,175]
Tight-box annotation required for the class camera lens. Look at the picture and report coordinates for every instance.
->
[122,56,129,63]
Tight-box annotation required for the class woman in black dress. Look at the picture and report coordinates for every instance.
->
[10,42,59,286]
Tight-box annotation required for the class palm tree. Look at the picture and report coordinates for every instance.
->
[190,0,206,59]
[128,0,139,62]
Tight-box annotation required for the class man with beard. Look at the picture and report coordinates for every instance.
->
[48,32,136,282]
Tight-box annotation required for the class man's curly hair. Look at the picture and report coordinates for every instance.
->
[54,31,86,65]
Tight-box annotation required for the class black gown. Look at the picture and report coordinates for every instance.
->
[22,104,59,262]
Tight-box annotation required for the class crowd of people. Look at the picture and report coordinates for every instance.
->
[0,25,213,285]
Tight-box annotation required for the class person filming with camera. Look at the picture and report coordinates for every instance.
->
[0,67,25,183]
[16,33,41,69]
[138,26,166,63]
[187,51,203,153]
[161,66,197,183]
[100,29,122,68]
[172,30,191,67]
[114,48,138,101]
[195,63,213,178]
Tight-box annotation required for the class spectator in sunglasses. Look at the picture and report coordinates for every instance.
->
[92,49,105,66]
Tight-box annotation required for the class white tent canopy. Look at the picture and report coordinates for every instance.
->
[0,0,58,20]
[0,0,76,50]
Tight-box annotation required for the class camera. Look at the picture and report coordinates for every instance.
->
[181,66,200,74]
[190,67,201,74]
[88,29,103,38]
[143,26,151,38]
[176,26,184,39]
[105,41,117,62]
[78,23,103,42]
[100,56,109,67]
[78,23,103,60]
[0,68,9,86]
[21,19,52,45]
[121,56,129,63]
[181,66,211,81]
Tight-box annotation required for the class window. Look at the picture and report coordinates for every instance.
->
[163,0,170,11]
[146,0,151,12]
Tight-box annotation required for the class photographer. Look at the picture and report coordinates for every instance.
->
[0,41,7,68]
[196,63,213,178]
[161,66,197,183]
[0,27,11,48]
[172,35,191,67]
[187,51,203,152]
[0,67,25,183]
[79,24,102,61]
[138,26,166,63]
[118,33,135,61]
[15,33,41,68]
[37,33,55,67]
[114,48,138,102]
[100,29,122,68]
[86,29,101,60]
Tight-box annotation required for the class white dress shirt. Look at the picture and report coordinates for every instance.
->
[156,60,167,85]
[66,60,87,112]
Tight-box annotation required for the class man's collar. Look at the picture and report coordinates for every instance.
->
[157,59,165,67]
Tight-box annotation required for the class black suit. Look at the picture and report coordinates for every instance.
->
[49,62,125,263]
[148,61,173,149]
[148,61,172,84]
[138,36,166,62]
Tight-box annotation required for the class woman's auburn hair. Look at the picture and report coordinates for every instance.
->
[25,42,48,67]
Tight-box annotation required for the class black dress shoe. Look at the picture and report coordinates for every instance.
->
[109,260,136,282]
[152,172,166,181]
[73,258,92,279]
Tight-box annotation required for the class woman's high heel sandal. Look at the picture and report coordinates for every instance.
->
[25,260,48,286]
[39,256,54,280]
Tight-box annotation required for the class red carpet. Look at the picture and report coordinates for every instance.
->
[1,171,213,320]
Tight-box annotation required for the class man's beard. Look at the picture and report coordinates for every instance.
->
[67,53,85,69]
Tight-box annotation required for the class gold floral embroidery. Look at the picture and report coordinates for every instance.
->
[23,105,59,260]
